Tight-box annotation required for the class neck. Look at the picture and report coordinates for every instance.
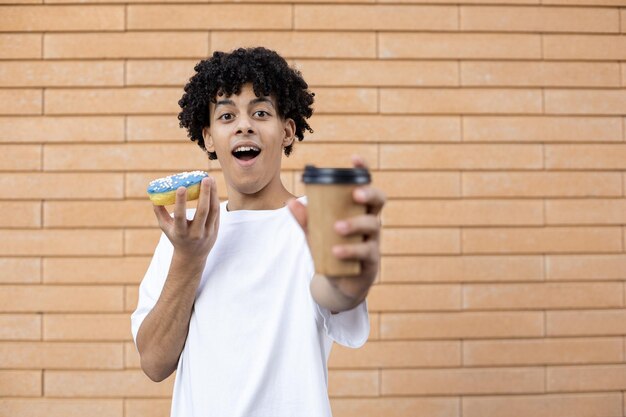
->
[225,176,296,211]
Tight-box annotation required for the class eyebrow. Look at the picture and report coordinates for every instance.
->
[214,96,275,109]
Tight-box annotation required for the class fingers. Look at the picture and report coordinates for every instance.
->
[174,186,188,230]
[193,177,211,226]
[353,185,386,216]
[351,154,369,170]
[206,176,220,230]
[287,198,308,234]
[332,240,378,264]
[153,204,173,231]
[335,214,380,241]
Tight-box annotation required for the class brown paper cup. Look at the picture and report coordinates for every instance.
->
[303,166,371,277]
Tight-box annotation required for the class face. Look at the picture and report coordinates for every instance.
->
[203,83,295,196]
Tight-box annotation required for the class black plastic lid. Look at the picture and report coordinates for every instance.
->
[302,165,371,185]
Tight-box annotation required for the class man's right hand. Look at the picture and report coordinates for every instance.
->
[152,176,220,264]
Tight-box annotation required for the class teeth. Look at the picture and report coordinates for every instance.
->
[233,146,260,153]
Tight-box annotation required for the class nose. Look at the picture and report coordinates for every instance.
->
[235,114,255,136]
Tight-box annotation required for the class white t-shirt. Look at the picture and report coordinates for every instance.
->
[131,196,370,417]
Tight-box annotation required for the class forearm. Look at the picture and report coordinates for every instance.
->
[310,273,372,313]
[136,253,204,382]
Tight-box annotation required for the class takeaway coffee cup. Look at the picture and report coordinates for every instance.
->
[303,165,371,277]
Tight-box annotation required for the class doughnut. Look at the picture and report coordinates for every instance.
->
[147,171,209,206]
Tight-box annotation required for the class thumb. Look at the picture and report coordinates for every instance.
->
[287,198,308,235]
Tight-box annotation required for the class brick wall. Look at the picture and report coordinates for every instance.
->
[1,1,625,416]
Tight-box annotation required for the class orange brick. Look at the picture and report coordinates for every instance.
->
[462,172,623,197]
[463,116,623,142]
[294,60,459,87]
[380,144,543,169]
[543,35,626,60]
[368,312,380,340]
[125,285,139,312]
[0,342,122,369]
[462,226,622,254]
[295,5,457,30]
[460,6,619,33]
[126,115,188,142]
[546,198,626,225]
[381,88,542,114]
[382,228,461,255]
[328,370,378,397]
[383,199,543,226]
[0,230,123,256]
[307,115,461,142]
[125,399,171,417]
[463,393,621,417]
[44,257,149,284]
[381,311,544,339]
[0,145,40,170]
[547,364,626,392]
[0,34,41,59]
[0,173,123,199]
[463,282,623,310]
[124,342,140,368]
[128,5,290,30]
[280,143,378,170]
[379,33,541,59]
[0,5,124,31]
[0,370,41,397]
[0,314,41,340]
[461,61,620,87]
[0,60,123,87]
[0,399,123,417]
[367,284,461,311]
[328,340,461,368]
[0,285,124,313]
[545,144,626,169]
[44,200,158,228]
[0,89,40,115]
[331,397,458,417]
[545,0,626,4]
[44,143,211,171]
[45,370,174,397]
[465,337,622,366]
[44,32,208,59]
[547,309,626,336]
[311,87,377,114]
[0,258,40,284]
[546,254,626,281]
[0,202,40,228]
[124,229,161,255]
[211,31,376,59]
[381,255,543,283]
[43,314,132,341]
[44,87,181,115]
[382,367,544,395]
[126,60,196,87]
[370,171,460,198]
[0,116,125,143]
[545,89,626,115]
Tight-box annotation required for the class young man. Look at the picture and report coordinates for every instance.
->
[131,47,385,416]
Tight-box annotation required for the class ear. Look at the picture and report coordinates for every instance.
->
[282,118,296,148]
[202,126,215,153]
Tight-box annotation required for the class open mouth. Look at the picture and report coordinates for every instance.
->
[232,146,261,162]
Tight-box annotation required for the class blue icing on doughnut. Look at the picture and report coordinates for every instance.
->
[147,171,208,194]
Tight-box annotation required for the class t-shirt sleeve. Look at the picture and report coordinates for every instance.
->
[316,298,370,348]
[130,231,174,348]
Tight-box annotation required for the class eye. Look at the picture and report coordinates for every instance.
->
[218,113,233,121]
[254,110,270,118]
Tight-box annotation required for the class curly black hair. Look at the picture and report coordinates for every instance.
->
[177,47,315,160]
